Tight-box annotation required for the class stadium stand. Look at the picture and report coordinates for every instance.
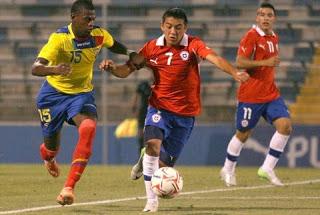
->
[290,47,320,124]
[0,0,318,123]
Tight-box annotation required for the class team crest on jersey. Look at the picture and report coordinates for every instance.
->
[180,51,189,61]
[152,113,161,123]
[241,120,249,127]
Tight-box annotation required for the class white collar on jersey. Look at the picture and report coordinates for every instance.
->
[252,24,275,37]
[156,33,189,46]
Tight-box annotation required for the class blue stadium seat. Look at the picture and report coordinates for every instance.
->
[107,6,147,16]
[37,0,64,3]
[213,5,241,17]
[276,9,289,17]
[15,47,38,59]
[107,27,120,40]
[279,85,299,102]
[287,68,307,83]
[188,28,205,37]
[277,28,301,43]
[222,47,238,61]
[0,27,7,41]
[216,0,258,5]
[294,47,314,62]
[21,5,62,16]
[200,69,214,83]
[308,8,320,16]
[145,28,161,40]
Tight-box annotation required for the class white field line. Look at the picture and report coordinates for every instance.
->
[180,196,320,200]
[0,179,319,215]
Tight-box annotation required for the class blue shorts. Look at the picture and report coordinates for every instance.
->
[36,81,97,137]
[144,106,195,165]
[236,97,290,131]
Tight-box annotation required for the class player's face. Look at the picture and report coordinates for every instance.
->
[161,17,187,47]
[72,8,96,38]
[256,7,275,34]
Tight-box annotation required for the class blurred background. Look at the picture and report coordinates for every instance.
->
[0,0,319,167]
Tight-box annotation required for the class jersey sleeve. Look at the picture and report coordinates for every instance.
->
[139,41,150,59]
[102,28,114,48]
[237,32,256,58]
[38,33,62,63]
[190,38,215,59]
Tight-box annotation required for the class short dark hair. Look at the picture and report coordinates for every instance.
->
[259,2,276,15]
[162,8,188,24]
[71,0,95,15]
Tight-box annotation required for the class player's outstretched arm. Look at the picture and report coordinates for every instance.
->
[206,54,249,83]
[236,55,280,69]
[108,40,145,69]
[32,58,71,77]
[99,59,135,78]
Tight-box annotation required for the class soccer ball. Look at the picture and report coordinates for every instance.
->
[151,167,183,199]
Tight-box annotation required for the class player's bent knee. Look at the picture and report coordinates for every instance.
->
[276,118,292,135]
[145,139,161,157]
[236,130,250,142]
[278,124,292,135]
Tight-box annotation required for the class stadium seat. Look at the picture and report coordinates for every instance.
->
[15,46,38,59]
[213,5,241,17]
[0,27,7,41]
[107,6,147,16]
[222,47,238,61]
[277,28,302,43]
[294,47,314,62]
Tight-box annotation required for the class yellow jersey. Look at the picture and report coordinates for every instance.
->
[38,23,114,94]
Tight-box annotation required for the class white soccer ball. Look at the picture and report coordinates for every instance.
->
[151,167,183,199]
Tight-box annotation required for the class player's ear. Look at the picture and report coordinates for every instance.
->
[160,23,165,32]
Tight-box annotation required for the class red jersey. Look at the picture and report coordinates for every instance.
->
[237,25,280,103]
[140,34,214,116]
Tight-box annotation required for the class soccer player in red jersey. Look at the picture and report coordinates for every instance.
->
[220,2,292,187]
[100,8,248,212]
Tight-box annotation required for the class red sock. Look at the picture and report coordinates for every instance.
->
[40,143,58,161]
[65,119,96,188]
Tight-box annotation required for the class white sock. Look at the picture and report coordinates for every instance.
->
[143,153,159,202]
[261,131,290,171]
[224,135,244,173]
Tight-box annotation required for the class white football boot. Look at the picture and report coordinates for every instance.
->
[143,200,159,212]
[220,168,237,187]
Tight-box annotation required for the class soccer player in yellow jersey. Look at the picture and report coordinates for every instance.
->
[31,0,144,205]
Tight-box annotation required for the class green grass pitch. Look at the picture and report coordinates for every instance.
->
[0,165,319,215]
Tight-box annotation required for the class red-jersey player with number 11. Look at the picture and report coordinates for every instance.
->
[220,2,293,188]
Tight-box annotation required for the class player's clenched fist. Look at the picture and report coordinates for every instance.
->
[235,71,250,83]
[99,59,117,72]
